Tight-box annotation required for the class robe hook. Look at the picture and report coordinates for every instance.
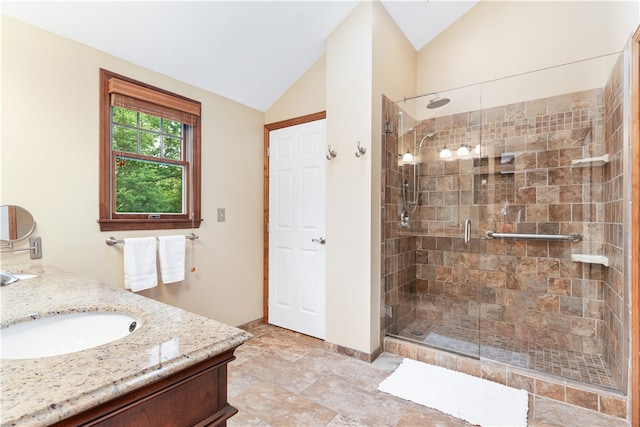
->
[355,141,367,158]
[326,145,337,160]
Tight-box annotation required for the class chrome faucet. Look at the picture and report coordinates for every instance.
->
[1,271,20,286]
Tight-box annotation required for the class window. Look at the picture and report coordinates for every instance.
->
[99,69,202,231]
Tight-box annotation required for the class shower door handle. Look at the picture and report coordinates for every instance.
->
[312,237,326,245]
[464,219,471,244]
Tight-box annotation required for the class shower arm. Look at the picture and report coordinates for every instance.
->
[403,92,437,102]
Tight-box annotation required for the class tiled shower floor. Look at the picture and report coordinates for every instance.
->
[394,319,618,390]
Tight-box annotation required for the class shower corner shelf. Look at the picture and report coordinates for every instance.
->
[571,154,609,167]
[571,253,609,267]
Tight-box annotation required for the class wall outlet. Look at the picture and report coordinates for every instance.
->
[217,208,226,222]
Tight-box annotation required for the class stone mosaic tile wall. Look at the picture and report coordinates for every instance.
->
[384,87,607,350]
[382,100,417,336]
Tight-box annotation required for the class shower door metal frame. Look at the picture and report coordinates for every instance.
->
[630,24,640,427]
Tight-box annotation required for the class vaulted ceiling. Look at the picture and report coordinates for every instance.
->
[1,1,477,111]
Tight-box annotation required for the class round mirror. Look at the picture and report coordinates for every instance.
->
[0,205,36,242]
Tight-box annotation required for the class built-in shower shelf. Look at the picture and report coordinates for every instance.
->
[571,254,609,266]
[571,154,609,167]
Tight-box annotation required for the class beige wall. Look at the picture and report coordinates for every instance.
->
[371,1,417,351]
[325,2,374,353]
[264,55,326,124]
[1,15,265,327]
[604,0,640,53]
[415,1,640,118]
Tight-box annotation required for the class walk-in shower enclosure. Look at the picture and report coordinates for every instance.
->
[382,51,631,393]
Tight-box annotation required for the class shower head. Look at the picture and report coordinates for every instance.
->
[427,94,450,109]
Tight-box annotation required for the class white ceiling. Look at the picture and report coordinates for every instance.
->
[1,1,477,112]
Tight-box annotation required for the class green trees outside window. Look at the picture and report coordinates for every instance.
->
[112,107,184,214]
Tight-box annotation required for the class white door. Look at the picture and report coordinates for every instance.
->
[268,119,326,339]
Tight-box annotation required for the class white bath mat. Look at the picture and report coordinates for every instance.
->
[378,358,528,426]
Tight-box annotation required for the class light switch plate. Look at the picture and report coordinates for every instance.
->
[217,208,226,222]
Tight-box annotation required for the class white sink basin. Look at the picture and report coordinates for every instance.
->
[1,312,140,359]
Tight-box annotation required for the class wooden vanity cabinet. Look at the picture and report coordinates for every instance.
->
[52,348,238,427]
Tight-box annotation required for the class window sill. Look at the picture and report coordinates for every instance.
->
[98,218,203,232]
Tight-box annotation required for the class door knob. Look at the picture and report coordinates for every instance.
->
[312,237,326,245]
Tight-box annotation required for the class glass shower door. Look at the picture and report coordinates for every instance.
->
[384,84,484,359]
[384,51,628,391]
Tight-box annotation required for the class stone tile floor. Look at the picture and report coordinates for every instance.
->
[228,323,564,427]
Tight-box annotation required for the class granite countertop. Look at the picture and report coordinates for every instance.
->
[0,265,252,426]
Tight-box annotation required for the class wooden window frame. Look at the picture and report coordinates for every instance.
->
[98,69,202,231]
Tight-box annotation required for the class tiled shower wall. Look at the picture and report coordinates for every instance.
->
[602,53,627,390]
[382,53,627,391]
[381,112,413,335]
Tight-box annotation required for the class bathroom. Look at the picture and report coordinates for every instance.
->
[2,1,639,425]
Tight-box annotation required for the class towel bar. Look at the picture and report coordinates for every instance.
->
[106,233,199,246]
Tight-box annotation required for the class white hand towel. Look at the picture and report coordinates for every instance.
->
[158,235,186,284]
[123,237,158,292]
